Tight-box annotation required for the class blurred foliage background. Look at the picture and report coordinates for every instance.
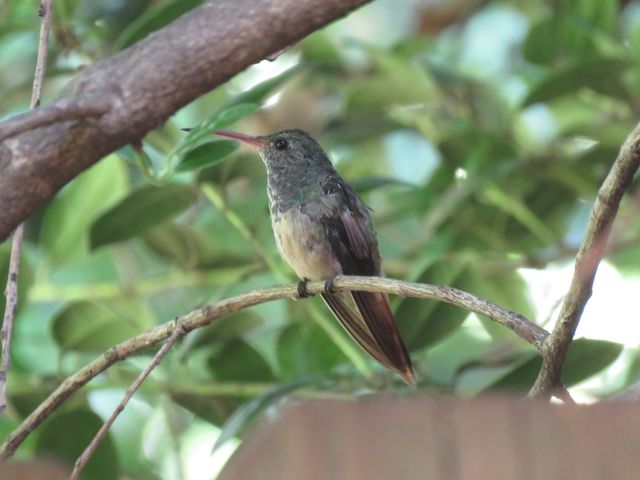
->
[2,0,640,478]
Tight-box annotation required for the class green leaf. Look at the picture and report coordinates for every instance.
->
[562,338,624,385]
[114,0,205,50]
[52,300,154,353]
[345,45,438,112]
[207,339,275,382]
[174,339,276,425]
[143,222,253,269]
[570,0,617,35]
[186,311,264,353]
[175,103,259,157]
[525,58,629,105]
[482,185,558,245]
[395,259,470,351]
[622,349,640,389]
[143,223,202,268]
[6,372,54,419]
[36,409,118,480]
[118,144,156,179]
[349,176,415,193]
[488,338,623,391]
[176,140,239,172]
[474,271,535,337]
[40,155,128,264]
[277,321,346,380]
[523,0,618,65]
[610,246,640,277]
[346,77,432,112]
[229,66,299,106]
[523,17,560,65]
[195,152,265,185]
[366,45,437,94]
[300,31,340,63]
[212,378,316,453]
[89,184,197,249]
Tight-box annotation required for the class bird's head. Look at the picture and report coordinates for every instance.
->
[214,128,331,174]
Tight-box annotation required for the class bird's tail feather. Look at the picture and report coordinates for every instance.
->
[321,291,415,385]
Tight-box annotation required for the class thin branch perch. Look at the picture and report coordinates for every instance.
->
[0,225,23,414]
[529,122,640,398]
[0,275,548,459]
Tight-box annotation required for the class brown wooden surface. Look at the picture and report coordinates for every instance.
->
[220,396,637,480]
[0,459,70,480]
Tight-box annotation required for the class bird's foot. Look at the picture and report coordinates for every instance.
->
[297,278,311,298]
[324,277,336,294]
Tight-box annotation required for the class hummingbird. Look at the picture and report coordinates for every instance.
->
[214,128,415,384]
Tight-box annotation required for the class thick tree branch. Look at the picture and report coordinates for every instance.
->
[0,275,548,459]
[529,122,640,398]
[0,0,372,241]
[0,0,53,414]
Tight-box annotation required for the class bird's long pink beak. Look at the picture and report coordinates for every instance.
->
[215,130,265,147]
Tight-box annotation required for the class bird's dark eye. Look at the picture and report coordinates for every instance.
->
[274,138,288,150]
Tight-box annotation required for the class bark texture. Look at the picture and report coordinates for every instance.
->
[0,0,371,240]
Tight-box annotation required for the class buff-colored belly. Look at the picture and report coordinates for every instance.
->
[272,209,341,281]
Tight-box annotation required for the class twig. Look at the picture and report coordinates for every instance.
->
[529,122,640,398]
[69,320,187,480]
[31,0,53,109]
[0,275,548,459]
[0,226,23,414]
[0,97,111,142]
[0,0,54,415]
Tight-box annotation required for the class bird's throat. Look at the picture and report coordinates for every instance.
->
[266,169,317,219]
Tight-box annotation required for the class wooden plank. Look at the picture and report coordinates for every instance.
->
[220,397,640,480]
